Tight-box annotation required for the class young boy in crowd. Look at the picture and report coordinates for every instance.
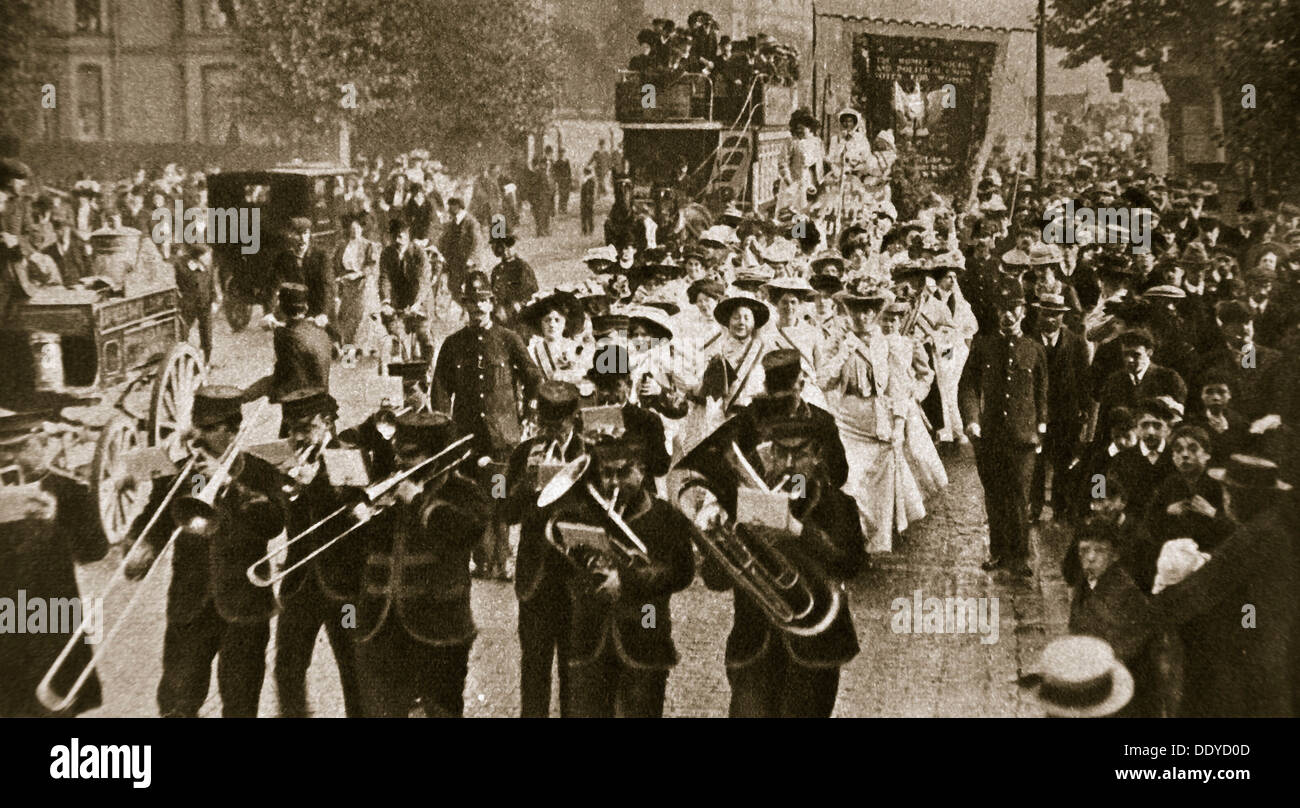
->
[1185,367,1249,460]
[1110,397,1176,520]
[1071,405,1138,523]
[1136,424,1232,593]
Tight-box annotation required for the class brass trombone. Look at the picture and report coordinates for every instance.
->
[676,439,841,637]
[35,402,267,713]
[246,433,477,588]
[537,454,651,574]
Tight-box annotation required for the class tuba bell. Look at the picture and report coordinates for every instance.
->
[673,418,841,637]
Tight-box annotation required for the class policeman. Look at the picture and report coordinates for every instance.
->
[431,271,543,579]
[123,386,283,717]
[500,380,585,717]
[488,233,539,330]
[958,290,1049,578]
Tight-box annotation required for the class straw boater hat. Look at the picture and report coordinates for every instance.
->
[759,238,797,266]
[1207,454,1293,491]
[1142,284,1187,300]
[762,275,816,302]
[1029,242,1064,267]
[1030,292,1072,313]
[1000,248,1031,267]
[626,305,675,341]
[1024,635,1134,718]
[810,250,846,275]
[719,203,745,227]
[713,293,770,329]
[699,225,740,249]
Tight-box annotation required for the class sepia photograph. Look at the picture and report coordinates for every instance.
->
[0,0,1295,762]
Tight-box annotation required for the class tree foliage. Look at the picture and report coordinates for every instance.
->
[0,1,59,138]
[1047,0,1300,188]
[236,0,561,158]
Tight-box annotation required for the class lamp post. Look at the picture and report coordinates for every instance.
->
[1036,0,1046,180]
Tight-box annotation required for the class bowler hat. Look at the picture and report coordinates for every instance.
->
[1030,292,1071,313]
[1208,455,1293,491]
[193,385,246,428]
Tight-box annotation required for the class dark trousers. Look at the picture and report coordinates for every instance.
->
[518,574,572,717]
[157,603,269,718]
[1031,428,1076,519]
[273,577,364,717]
[973,437,1036,563]
[180,305,213,364]
[580,205,594,235]
[727,640,841,718]
[558,188,571,214]
[532,204,551,237]
[568,642,669,718]
[355,620,472,717]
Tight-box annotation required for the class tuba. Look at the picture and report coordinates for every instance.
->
[673,418,841,637]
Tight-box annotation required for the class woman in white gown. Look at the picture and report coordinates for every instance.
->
[933,269,978,444]
[819,108,874,229]
[880,299,948,502]
[818,277,924,553]
[781,108,824,216]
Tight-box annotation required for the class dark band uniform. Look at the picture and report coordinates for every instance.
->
[563,437,696,718]
[500,382,586,717]
[353,412,490,717]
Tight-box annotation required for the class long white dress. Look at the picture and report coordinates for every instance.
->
[820,327,925,553]
[933,284,978,441]
[887,331,948,501]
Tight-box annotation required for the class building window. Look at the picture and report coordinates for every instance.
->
[75,0,104,33]
[202,64,239,143]
[202,0,241,30]
[75,65,105,140]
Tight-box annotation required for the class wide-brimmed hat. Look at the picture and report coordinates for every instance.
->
[762,275,815,302]
[810,251,846,275]
[1029,242,1064,266]
[626,305,675,340]
[1000,248,1032,267]
[520,290,584,337]
[583,245,618,269]
[713,294,770,329]
[699,225,740,248]
[759,238,797,265]
[489,232,518,249]
[1208,454,1293,491]
[1142,284,1186,300]
[719,204,745,226]
[1024,636,1134,718]
[1030,292,1072,313]
[833,275,893,308]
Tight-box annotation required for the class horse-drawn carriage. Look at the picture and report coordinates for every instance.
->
[208,163,354,331]
[0,229,204,546]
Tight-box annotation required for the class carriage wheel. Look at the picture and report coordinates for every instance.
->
[92,415,153,546]
[149,342,206,447]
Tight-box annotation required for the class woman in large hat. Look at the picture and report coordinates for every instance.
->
[819,276,925,553]
[695,293,771,416]
[520,289,589,387]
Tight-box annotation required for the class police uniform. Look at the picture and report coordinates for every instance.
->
[958,296,1049,572]
[499,381,585,717]
[489,238,539,328]
[353,412,491,717]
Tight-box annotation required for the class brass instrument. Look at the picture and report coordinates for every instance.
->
[246,433,477,588]
[675,433,841,637]
[36,402,267,712]
[536,454,651,574]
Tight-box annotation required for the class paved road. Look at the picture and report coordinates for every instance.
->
[79,204,1072,718]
